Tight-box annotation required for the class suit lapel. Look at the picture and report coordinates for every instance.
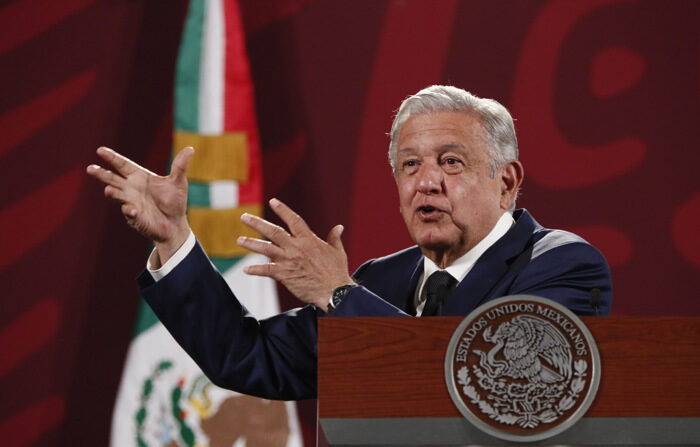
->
[442,210,540,315]
[400,256,424,315]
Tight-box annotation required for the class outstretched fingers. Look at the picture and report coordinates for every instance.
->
[241,213,292,246]
[104,184,130,203]
[269,198,312,237]
[242,262,277,278]
[170,147,194,183]
[326,224,345,251]
[87,164,126,189]
[237,236,285,260]
[236,202,352,307]
[87,164,132,206]
[95,146,148,177]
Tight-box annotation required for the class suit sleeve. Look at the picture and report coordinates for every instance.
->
[510,241,613,316]
[138,241,319,400]
[328,258,413,317]
[330,286,411,317]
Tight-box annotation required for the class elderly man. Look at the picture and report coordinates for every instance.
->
[88,85,611,400]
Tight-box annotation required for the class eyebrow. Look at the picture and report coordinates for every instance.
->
[437,142,466,152]
[398,142,466,155]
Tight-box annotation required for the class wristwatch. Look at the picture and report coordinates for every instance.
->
[328,284,356,314]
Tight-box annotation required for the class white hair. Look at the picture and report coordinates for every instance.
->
[388,85,519,178]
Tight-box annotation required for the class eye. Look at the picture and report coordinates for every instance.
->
[441,156,464,173]
[441,156,463,166]
[400,159,420,174]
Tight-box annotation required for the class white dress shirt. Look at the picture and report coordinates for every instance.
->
[414,211,514,316]
[147,230,196,280]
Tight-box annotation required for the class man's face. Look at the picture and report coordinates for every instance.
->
[395,111,509,266]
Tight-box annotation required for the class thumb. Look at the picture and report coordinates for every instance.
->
[327,224,345,251]
[170,146,194,182]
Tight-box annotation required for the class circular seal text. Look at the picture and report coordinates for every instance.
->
[444,295,601,442]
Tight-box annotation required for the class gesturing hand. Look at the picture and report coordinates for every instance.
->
[237,198,354,311]
[86,146,194,265]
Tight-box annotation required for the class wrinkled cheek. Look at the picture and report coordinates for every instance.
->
[404,215,420,242]
[398,208,411,230]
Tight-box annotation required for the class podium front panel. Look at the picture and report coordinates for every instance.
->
[318,317,700,445]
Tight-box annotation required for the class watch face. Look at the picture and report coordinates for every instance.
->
[331,285,354,308]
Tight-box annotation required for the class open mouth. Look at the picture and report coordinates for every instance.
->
[418,205,442,220]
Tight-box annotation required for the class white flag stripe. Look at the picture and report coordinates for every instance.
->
[209,180,239,209]
[222,254,279,317]
[198,0,225,135]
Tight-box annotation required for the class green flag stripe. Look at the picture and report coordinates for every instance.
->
[132,299,159,337]
[211,256,243,274]
[133,0,249,337]
[187,182,211,207]
[174,0,205,131]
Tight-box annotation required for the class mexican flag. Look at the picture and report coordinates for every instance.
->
[110,1,302,445]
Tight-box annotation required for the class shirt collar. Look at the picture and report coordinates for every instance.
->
[415,211,515,312]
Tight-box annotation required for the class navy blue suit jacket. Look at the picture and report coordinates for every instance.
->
[139,209,611,400]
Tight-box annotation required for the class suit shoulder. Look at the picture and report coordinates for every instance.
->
[530,228,593,260]
[514,209,599,258]
[522,228,611,285]
[353,246,422,278]
[370,245,423,265]
[506,228,612,316]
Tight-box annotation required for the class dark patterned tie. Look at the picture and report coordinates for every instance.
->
[422,270,457,316]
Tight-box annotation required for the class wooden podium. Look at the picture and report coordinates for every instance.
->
[318,317,700,445]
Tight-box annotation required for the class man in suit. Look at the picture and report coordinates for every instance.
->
[88,85,611,400]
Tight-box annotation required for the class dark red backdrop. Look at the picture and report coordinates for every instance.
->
[1,1,698,446]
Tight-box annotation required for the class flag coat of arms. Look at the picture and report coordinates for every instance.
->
[110,1,302,445]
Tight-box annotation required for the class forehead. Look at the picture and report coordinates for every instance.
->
[397,111,488,153]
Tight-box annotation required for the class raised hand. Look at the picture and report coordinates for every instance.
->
[237,198,354,311]
[86,146,194,264]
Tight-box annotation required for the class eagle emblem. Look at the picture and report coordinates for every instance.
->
[445,296,600,442]
[475,315,572,385]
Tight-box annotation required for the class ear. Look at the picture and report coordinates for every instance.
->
[499,160,524,210]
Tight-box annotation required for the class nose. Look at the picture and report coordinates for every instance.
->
[416,160,443,194]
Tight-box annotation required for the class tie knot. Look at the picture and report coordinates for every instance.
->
[427,270,454,295]
[423,270,456,316]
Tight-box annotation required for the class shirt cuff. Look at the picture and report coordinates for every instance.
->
[147,231,196,282]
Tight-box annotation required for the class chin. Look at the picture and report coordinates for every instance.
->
[414,233,453,251]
